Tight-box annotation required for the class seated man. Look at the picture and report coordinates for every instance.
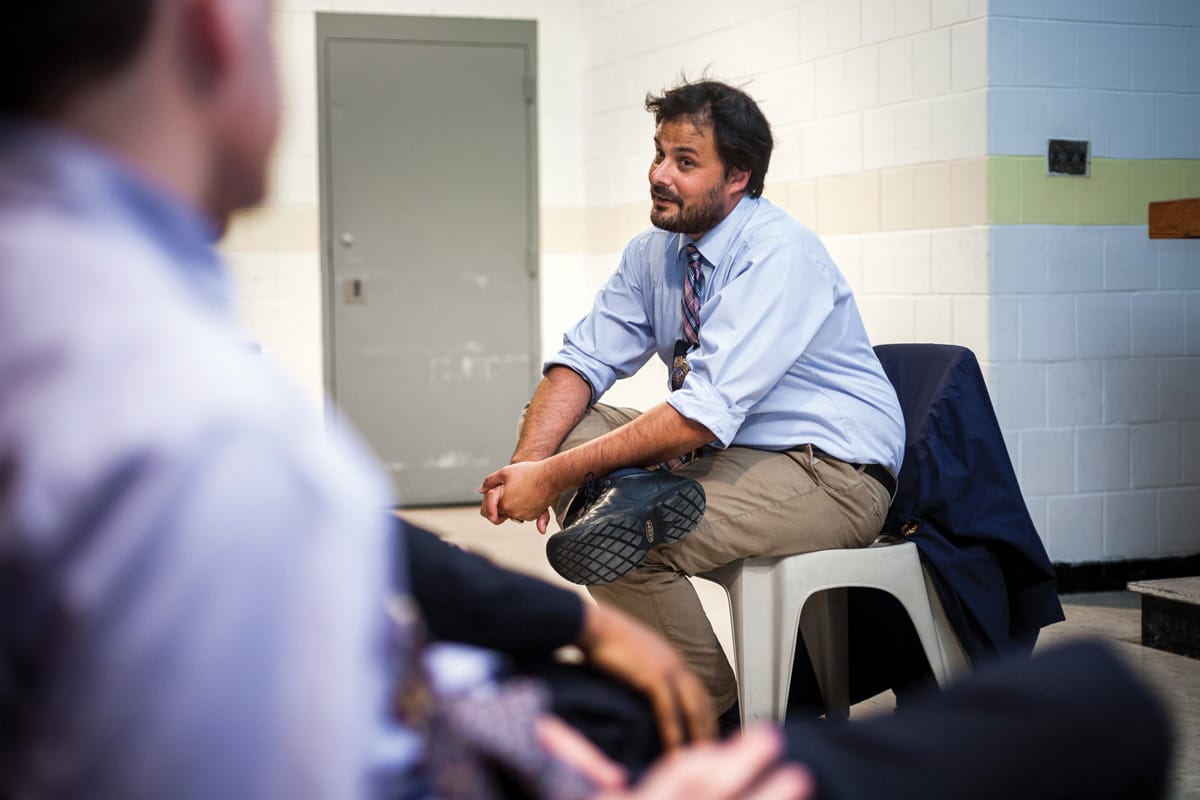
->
[480,79,904,726]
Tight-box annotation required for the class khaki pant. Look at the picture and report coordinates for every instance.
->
[551,404,891,714]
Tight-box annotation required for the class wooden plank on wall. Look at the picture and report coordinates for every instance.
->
[1149,197,1200,238]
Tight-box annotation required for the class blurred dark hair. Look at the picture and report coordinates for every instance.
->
[645,79,773,198]
[0,2,157,116]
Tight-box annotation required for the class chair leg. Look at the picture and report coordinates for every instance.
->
[920,568,971,679]
[724,561,780,725]
[889,573,962,687]
[798,588,850,721]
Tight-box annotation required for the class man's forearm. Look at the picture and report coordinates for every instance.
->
[480,375,716,526]
[543,402,714,493]
[511,366,593,463]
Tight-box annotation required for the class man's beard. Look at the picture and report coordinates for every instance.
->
[650,182,726,235]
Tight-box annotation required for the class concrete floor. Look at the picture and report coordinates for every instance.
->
[399,505,1199,799]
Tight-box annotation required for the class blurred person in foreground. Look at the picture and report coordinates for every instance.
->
[0,2,1173,799]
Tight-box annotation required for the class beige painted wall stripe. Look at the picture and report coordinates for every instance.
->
[574,158,991,252]
[221,158,994,255]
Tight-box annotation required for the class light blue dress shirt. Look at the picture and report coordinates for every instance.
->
[550,195,905,473]
[0,125,410,797]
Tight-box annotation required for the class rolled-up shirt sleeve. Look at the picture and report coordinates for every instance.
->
[666,234,837,447]
[546,239,659,405]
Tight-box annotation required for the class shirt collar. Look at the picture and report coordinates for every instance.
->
[0,120,230,312]
[676,193,759,267]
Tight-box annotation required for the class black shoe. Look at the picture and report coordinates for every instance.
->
[547,469,705,585]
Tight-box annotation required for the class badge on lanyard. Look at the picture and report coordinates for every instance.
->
[671,338,692,391]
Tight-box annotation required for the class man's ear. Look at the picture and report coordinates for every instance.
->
[725,167,750,195]
[178,0,239,94]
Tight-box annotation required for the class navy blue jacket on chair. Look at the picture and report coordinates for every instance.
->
[874,344,1064,661]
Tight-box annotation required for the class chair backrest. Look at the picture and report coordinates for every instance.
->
[871,343,1063,660]
[874,344,970,456]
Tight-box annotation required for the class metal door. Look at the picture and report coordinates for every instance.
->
[318,15,539,505]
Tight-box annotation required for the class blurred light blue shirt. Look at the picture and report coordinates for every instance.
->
[0,124,409,797]
[550,195,904,472]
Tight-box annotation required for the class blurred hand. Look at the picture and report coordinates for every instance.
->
[536,715,628,792]
[579,602,715,750]
[604,726,813,800]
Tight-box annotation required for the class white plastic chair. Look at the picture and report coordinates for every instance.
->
[701,538,970,724]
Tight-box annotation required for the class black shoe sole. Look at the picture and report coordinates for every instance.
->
[546,482,706,585]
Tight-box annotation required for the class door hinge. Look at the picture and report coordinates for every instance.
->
[524,75,536,105]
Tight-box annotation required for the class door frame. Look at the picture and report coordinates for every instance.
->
[315,13,540,421]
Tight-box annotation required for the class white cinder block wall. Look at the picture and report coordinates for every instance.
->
[229,0,1199,564]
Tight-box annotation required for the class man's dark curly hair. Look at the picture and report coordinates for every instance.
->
[645,79,773,198]
[1,1,157,115]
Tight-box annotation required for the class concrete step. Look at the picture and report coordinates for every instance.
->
[1127,577,1200,659]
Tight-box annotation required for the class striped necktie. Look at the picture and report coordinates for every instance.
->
[671,244,704,393]
[682,243,703,346]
